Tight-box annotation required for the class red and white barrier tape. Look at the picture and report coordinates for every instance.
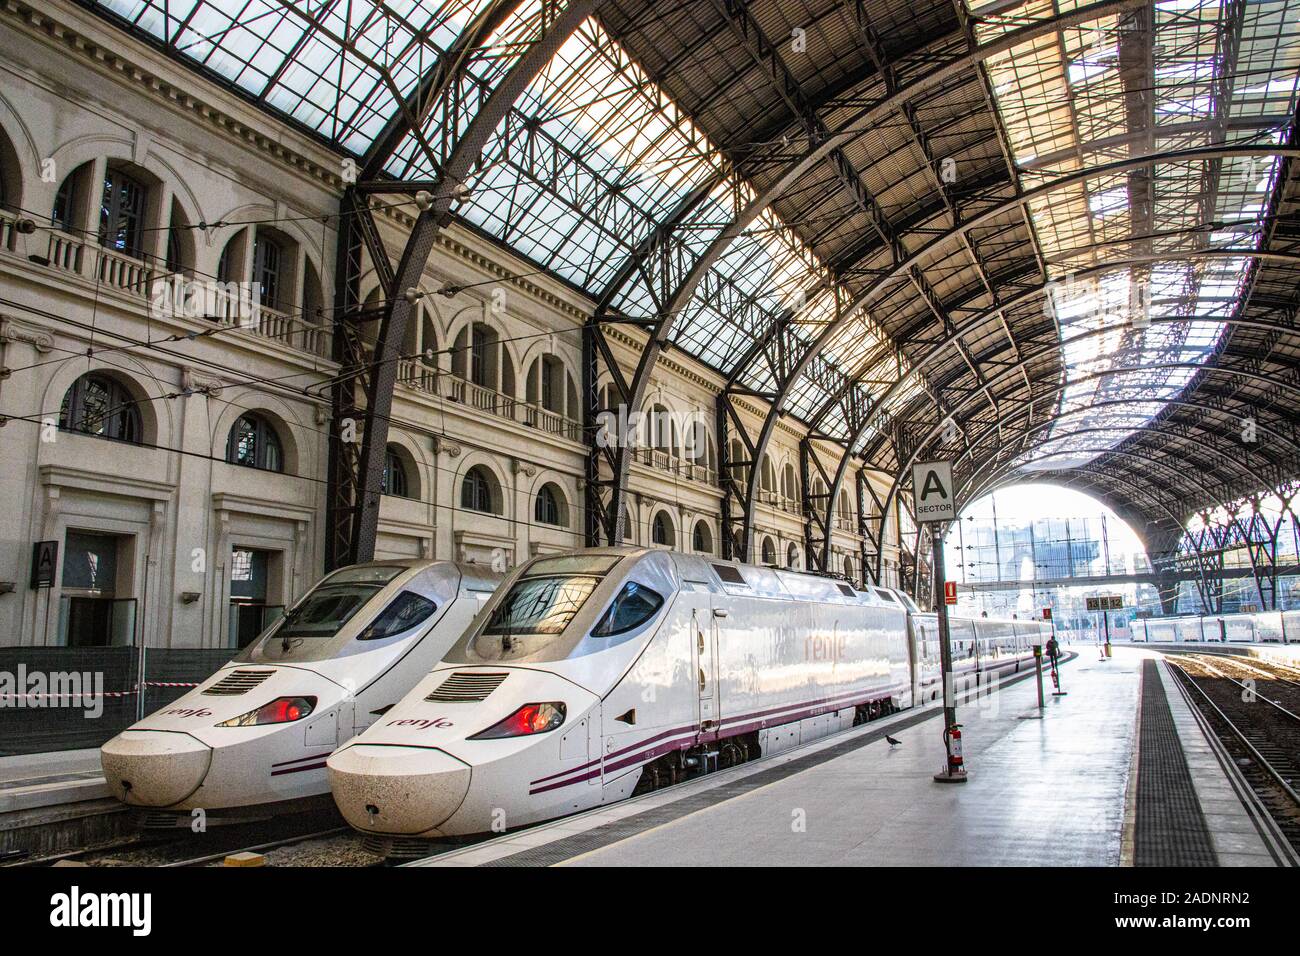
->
[0,680,201,702]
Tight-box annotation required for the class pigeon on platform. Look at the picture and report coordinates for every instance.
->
[885,735,902,747]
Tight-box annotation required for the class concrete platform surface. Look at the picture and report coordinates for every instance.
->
[0,748,109,814]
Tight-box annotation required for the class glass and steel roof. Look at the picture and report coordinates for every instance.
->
[81,0,1300,519]
[93,0,500,154]
[974,0,1300,471]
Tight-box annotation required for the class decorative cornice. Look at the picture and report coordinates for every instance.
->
[0,313,53,352]
[4,0,345,195]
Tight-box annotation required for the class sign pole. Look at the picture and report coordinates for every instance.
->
[909,460,966,783]
[932,523,966,782]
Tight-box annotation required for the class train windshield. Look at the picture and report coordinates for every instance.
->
[277,584,381,639]
[485,575,601,636]
[234,565,434,663]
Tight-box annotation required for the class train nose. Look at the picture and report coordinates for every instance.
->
[100,731,212,807]
[328,745,471,835]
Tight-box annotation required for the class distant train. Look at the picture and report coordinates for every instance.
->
[328,548,1049,839]
[1134,612,1293,644]
[99,560,501,814]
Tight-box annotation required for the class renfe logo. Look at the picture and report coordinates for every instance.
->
[386,717,454,730]
[50,886,151,936]
[161,707,213,719]
[805,631,846,664]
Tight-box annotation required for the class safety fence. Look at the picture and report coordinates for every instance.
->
[0,647,237,756]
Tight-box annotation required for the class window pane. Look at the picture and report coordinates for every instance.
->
[63,533,119,592]
[485,575,600,636]
[277,584,382,638]
[592,582,663,637]
[358,591,437,640]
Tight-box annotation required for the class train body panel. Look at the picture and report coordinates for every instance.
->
[99,560,501,811]
[329,547,1025,839]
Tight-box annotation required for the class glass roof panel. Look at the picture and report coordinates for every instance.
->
[972,0,1300,473]
[451,17,728,292]
[90,0,494,154]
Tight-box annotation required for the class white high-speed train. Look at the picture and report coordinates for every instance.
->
[99,560,501,815]
[328,548,1048,840]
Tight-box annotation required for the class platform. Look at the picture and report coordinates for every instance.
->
[0,748,109,814]
[0,748,124,862]
[411,648,1296,867]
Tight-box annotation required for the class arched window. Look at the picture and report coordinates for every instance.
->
[692,521,713,555]
[0,128,21,214]
[59,374,142,444]
[420,312,438,367]
[534,483,565,526]
[382,445,410,498]
[226,414,283,472]
[651,511,674,547]
[761,537,776,565]
[252,232,284,310]
[787,543,800,569]
[461,466,497,514]
[52,162,91,233]
[99,167,147,258]
[844,556,855,581]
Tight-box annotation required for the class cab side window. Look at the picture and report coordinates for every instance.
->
[358,592,437,641]
[593,582,664,637]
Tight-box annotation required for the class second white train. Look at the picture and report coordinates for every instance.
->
[328,548,1048,839]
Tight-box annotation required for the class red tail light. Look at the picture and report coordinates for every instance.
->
[469,702,566,740]
[216,696,317,727]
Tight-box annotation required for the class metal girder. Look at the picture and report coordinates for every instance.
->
[807,245,1300,434]
[960,423,1273,514]
[358,0,527,179]
[636,0,1145,337]
[778,144,1300,449]
[809,298,1300,585]
[585,0,1148,546]
[684,143,1298,565]
[327,0,601,569]
[857,347,1300,583]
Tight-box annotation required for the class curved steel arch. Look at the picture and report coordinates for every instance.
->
[805,246,1300,433]
[591,0,1150,547]
[775,144,1299,436]
[958,424,1270,516]
[329,0,604,568]
[610,142,1299,556]
[600,0,1144,328]
[853,353,1300,583]
[811,304,1300,577]
[359,0,528,180]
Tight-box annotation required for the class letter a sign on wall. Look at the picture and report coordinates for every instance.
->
[911,461,956,523]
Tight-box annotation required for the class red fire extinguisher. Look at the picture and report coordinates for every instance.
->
[945,723,964,771]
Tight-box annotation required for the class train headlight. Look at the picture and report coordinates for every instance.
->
[468,702,566,739]
[216,696,317,727]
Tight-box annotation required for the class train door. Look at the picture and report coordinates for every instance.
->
[694,602,721,733]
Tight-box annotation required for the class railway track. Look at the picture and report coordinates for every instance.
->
[1165,656,1300,856]
[161,828,372,867]
[26,809,380,868]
